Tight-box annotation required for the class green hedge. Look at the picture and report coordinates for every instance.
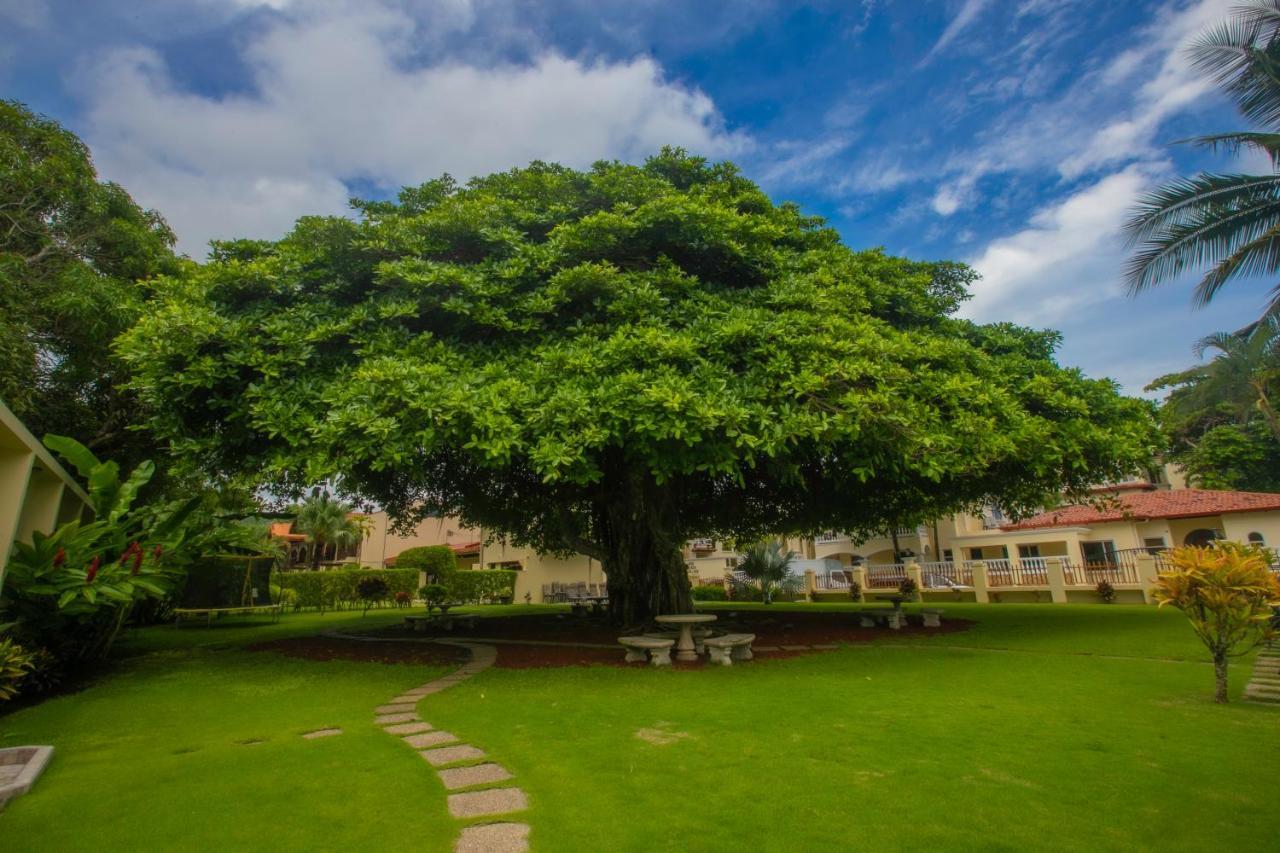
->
[446,570,518,604]
[278,568,419,611]
[691,585,728,601]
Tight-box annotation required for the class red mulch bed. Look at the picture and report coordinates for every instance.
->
[372,610,972,646]
[247,636,470,666]
[247,611,973,669]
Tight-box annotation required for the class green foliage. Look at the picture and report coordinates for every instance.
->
[1125,3,1280,320]
[0,100,178,469]
[119,150,1158,622]
[445,570,518,604]
[1150,319,1280,488]
[0,637,34,701]
[277,569,417,612]
[898,577,919,600]
[1,436,201,663]
[734,541,800,604]
[395,545,458,580]
[356,576,390,614]
[179,555,275,609]
[691,585,728,601]
[417,583,450,608]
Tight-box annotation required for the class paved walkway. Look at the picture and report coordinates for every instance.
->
[367,639,530,853]
[1244,645,1280,704]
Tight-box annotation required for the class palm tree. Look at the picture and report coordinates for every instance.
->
[734,541,800,604]
[292,490,368,569]
[1125,2,1280,318]
[1147,317,1280,440]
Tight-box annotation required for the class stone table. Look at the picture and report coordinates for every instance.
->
[654,613,717,662]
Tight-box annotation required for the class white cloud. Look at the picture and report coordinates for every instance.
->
[77,3,746,257]
[918,0,992,67]
[960,164,1156,325]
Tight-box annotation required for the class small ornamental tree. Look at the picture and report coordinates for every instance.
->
[1153,543,1280,703]
[119,150,1158,624]
[735,541,800,604]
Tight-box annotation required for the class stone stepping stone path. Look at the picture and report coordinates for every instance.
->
[1244,647,1280,705]
[373,641,529,852]
[300,728,342,740]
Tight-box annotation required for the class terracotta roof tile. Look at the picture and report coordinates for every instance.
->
[1003,489,1280,531]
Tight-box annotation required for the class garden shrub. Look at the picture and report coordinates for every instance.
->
[356,577,390,614]
[899,577,919,600]
[848,580,862,601]
[418,584,449,609]
[1095,579,1116,604]
[691,585,728,601]
[278,569,418,612]
[393,590,413,608]
[0,638,34,701]
[394,546,457,581]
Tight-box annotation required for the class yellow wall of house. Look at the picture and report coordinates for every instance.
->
[359,512,480,567]
[0,400,91,589]
[1221,513,1280,548]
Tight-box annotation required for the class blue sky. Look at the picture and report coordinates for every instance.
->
[0,0,1268,393]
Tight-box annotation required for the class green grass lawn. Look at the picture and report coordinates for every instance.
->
[2,603,1277,852]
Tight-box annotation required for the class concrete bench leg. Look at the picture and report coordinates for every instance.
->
[706,646,732,666]
[887,612,902,630]
[859,615,876,628]
[730,644,753,661]
[923,613,941,628]
[649,647,673,667]
[624,647,648,663]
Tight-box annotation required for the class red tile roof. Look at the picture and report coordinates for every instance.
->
[1003,489,1280,531]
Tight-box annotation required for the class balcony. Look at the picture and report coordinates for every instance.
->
[689,538,715,552]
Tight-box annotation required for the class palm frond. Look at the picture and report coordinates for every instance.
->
[1191,222,1280,306]
[1190,6,1280,130]
[1123,173,1280,244]
[1180,131,1280,166]
[1124,187,1280,294]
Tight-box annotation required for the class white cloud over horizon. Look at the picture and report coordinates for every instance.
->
[78,3,747,256]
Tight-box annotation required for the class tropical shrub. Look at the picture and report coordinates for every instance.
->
[898,577,919,600]
[1,436,202,665]
[1153,542,1280,702]
[446,570,518,604]
[418,583,450,610]
[691,585,728,601]
[1095,579,1117,603]
[0,637,34,701]
[848,580,863,601]
[395,546,458,581]
[393,590,413,608]
[277,569,418,612]
[734,541,801,605]
[356,577,389,615]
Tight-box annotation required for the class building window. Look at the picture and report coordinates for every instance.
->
[1081,540,1117,567]
[1248,532,1266,545]
[1143,537,1166,550]
[1017,544,1041,558]
[942,549,953,562]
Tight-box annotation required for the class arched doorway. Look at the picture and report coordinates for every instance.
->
[1183,528,1221,547]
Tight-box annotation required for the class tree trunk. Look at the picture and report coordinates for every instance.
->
[1213,652,1229,704]
[598,468,692,627]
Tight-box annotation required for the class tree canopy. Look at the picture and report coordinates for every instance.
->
[119,150,1157,622]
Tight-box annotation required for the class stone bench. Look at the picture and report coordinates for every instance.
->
[922,609,943,628]
[857,610,902,630]
[644,628,720,655]
[703,633,756,665]
[619,636,674,666]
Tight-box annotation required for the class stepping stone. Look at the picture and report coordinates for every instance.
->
[438,762,512,790]
[375,703,417,715]
[421,744,486,766]
[447,787,528,819]
[384,721,434,735]
[405,730,458,748]
[390,695,427,705]
[455,822,529,853]
[301,728,342,739]
[375,713,418,725]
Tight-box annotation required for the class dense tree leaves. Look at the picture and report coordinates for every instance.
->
[0,100,177,465]
[119,150,1157,622]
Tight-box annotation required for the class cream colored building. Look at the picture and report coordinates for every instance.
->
[0,400,92,591]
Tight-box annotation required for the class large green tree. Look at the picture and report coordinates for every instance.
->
[119,151,1156,623]
[0,100,177,464]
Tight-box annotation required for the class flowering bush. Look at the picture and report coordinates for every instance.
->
[1095,579,1116,603]
[1,436,200,664]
